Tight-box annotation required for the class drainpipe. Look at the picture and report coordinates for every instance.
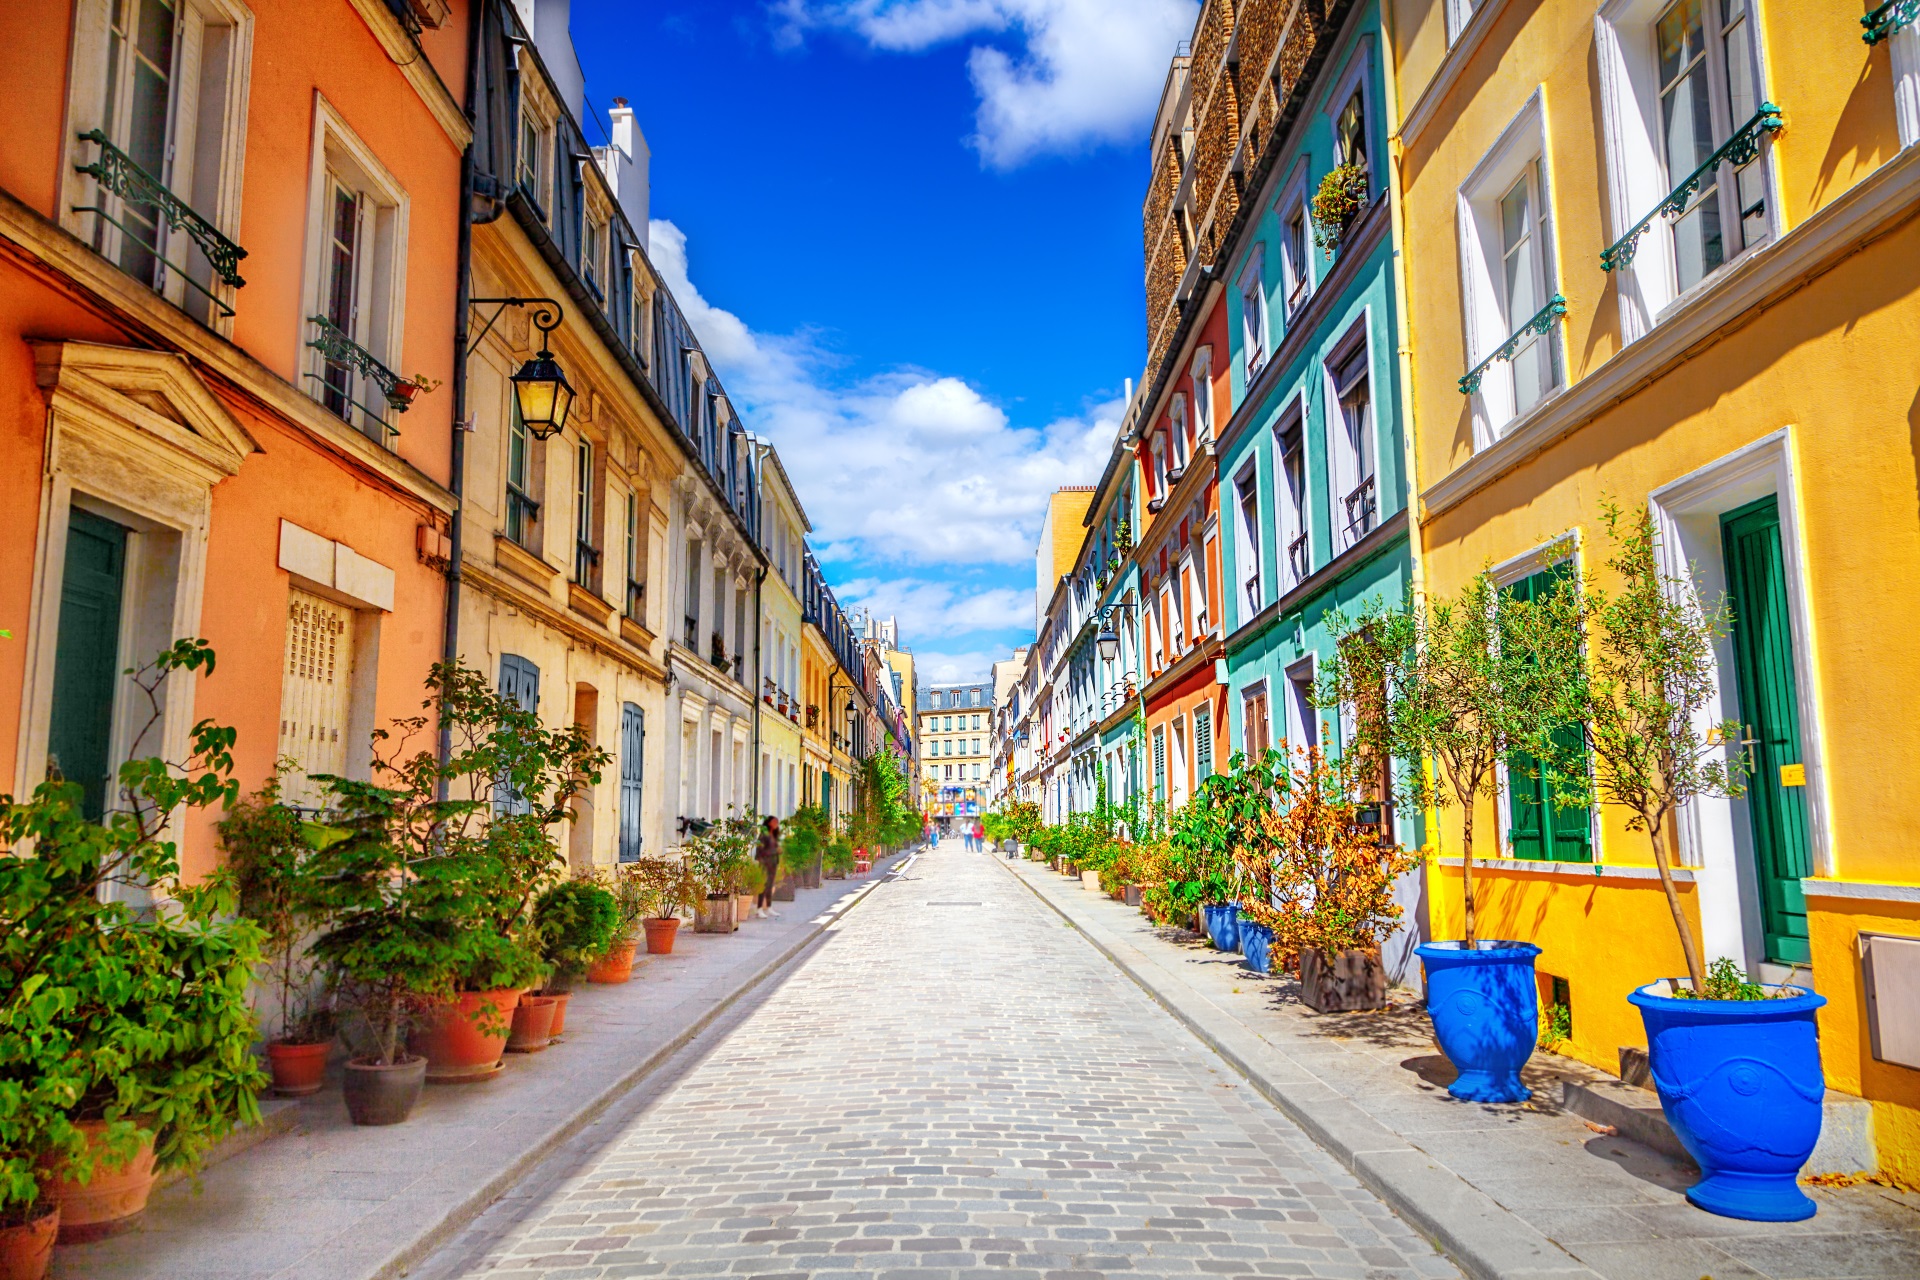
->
[438,0,489,777]
[750,560,767,816]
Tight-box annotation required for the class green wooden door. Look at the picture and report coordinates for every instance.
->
[48,508,128,820]
[1504,565,1592,862]
[1722,496,1811,964]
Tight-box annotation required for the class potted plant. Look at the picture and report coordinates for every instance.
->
[1325,571,1583,1101]
[823,837,855,880]
[529,878,618,1040]
[685,815,753,933]
[587,866,647,983]
[3,643,266,1250]
[1309,161,1370,254]
[1574,505,1807,1221]
[732,858,765,924]
[220,775,336,1097]
[629,857,697,954]
[780,806,827,896]
[1245,745,1418,1004]
[1174,751,1274,953]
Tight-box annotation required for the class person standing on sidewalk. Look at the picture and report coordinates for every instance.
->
[755,816,782,918]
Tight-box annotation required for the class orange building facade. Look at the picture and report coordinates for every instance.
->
[0,0,469,877]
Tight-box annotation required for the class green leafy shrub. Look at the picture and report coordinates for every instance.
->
[534,879,620,982]
[220,772,334,1044]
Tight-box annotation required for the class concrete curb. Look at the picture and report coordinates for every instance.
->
[369,859,900,1280]
[995,857,1603,1280]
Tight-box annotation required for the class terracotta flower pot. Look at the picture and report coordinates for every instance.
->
[410,988,519,1083]
[343,1055,426,1126]
[642,916,680,955]
[541,989,572,1036]
[45,1120,156,1243]
[587,939,637,983]
[0,1200,57,1280]
[733,893,753,925]
[266,1039,332,1097]
[506,994,559,1053]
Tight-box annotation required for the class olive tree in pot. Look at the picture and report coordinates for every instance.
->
[2,642,266,1257]
[220,775,336,1097]
[1325,573,1583,1101]
[1244,744,1418,1007]
[1572,505,1808,1222]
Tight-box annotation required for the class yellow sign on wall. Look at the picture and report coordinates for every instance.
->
[1780,763,1806,787]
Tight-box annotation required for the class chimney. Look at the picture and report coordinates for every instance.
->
[604,97,652,252]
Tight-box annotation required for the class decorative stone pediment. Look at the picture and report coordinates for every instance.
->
[32,340,255,481]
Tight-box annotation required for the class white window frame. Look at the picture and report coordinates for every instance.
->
[1594,0,1778,342]
[1274,160,1316,324]
[1322,35,1380,192]
[299,93,410,440]
[516,58,558,221]
[58,0,254,333]
[1322,318,1378,554]
[1233,456,1264,620]
[1274,396,1309,590]
[582,192,610,304]
[1238,246,1269,379]
[1190,346,1214,444]
[1893,21,1920,148]
[1284,654,1319,751]
[1458,92,1565,449]
[1169,393,1189,471]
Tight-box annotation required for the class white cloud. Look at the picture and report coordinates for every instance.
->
[650,217,1116,568]
[835,576,1034,641]
[777,0,1197,168]
[910,648,1009,683]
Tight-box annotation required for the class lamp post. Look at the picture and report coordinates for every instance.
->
[1093,595,1153,808]
[468,296,575,440]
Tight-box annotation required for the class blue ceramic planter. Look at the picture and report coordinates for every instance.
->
[1628,981,1827,1222]
[1202,903,1240,952]
[1241,922,1273,975]
[1417,941,1541,1103]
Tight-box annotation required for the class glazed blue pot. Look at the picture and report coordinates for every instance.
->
[1417,941,1541,1103]
[1202,903,1240,952]
[1628,981,1827,1222]
[1241,922,1273,975]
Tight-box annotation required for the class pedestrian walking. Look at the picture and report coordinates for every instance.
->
[755,816,782,918]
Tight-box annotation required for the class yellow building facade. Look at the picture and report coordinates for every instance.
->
[1390,0,1920,1179]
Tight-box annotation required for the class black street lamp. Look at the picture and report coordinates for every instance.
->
[469,296,574,440]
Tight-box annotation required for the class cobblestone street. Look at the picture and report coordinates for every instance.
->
[416,844,1460,1279]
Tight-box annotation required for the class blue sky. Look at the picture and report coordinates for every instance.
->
[571,0,1196,682]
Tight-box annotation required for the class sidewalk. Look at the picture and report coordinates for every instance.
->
[51,861,903,1280]
[1000,853,1920,1280]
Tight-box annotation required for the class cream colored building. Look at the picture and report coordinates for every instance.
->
[753,440,808,818]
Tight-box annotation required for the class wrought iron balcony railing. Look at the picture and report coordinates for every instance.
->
[1600,103,1783,272]
[72,129,248,317]
[626,578,645,621]
[506,487,540,546]
[1459,294,1568,395]
[1863,0,1918,43]
[1288,532,1310,583]
[574,538,600,587]
[307,315,409,442]
[1343,476,1378,544]
[683,614,699,649]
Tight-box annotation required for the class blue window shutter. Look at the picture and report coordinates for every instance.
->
[619,702,645,862]
[496,654,540,813]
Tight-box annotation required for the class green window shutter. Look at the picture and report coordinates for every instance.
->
[48,508,129,821]
[1194,705,1214,778]
[1152,726,1167,801]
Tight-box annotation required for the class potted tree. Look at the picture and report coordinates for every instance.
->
[686,816,754,933]
[528,878,618,1041]
[779,808,824,898]
[3,642,266,1250]
[1325,571,1583,1101]
[220,775,336,1097]
[1571,505,1809,1221]
[587,866,647,983]
[823,836,855,880]
[1244,744,1418,1004]
[629,857,698,954]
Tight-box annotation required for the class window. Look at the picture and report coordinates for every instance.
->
[619,702,644,861]
[1281,201,1313,318]
[1238,249,1269,377]
[1171,716,1188,805]
[1285,657,1318,750]
[629,260,653,366]
[1596,0,1772,335]
[67,0,250,327]
[302,102,407,446]
[1241,682,1271,761]
[518,88,554,220]
[583,205,607,302]
[1234,461,1262,615]
[506,399,539,548]
[1150,435,1168,500]
[1336,89,1369,173]
[1169,394,1189,471]
[945,764,953,780]
[1190,349,1213,444]
[683,538,700,648]
[972,715,981,729]
[495,654,540,813]
[1498,165,1560,416]
[277,589,355,808]
[1328,333,1377,550]
[944,716,952,731]
[624,490,644,619]
[573,437,597,587]
[1194,703,1214,779]
[972,764,981,781]
[1152,725,1167,801]
[1501,565,1592,862]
